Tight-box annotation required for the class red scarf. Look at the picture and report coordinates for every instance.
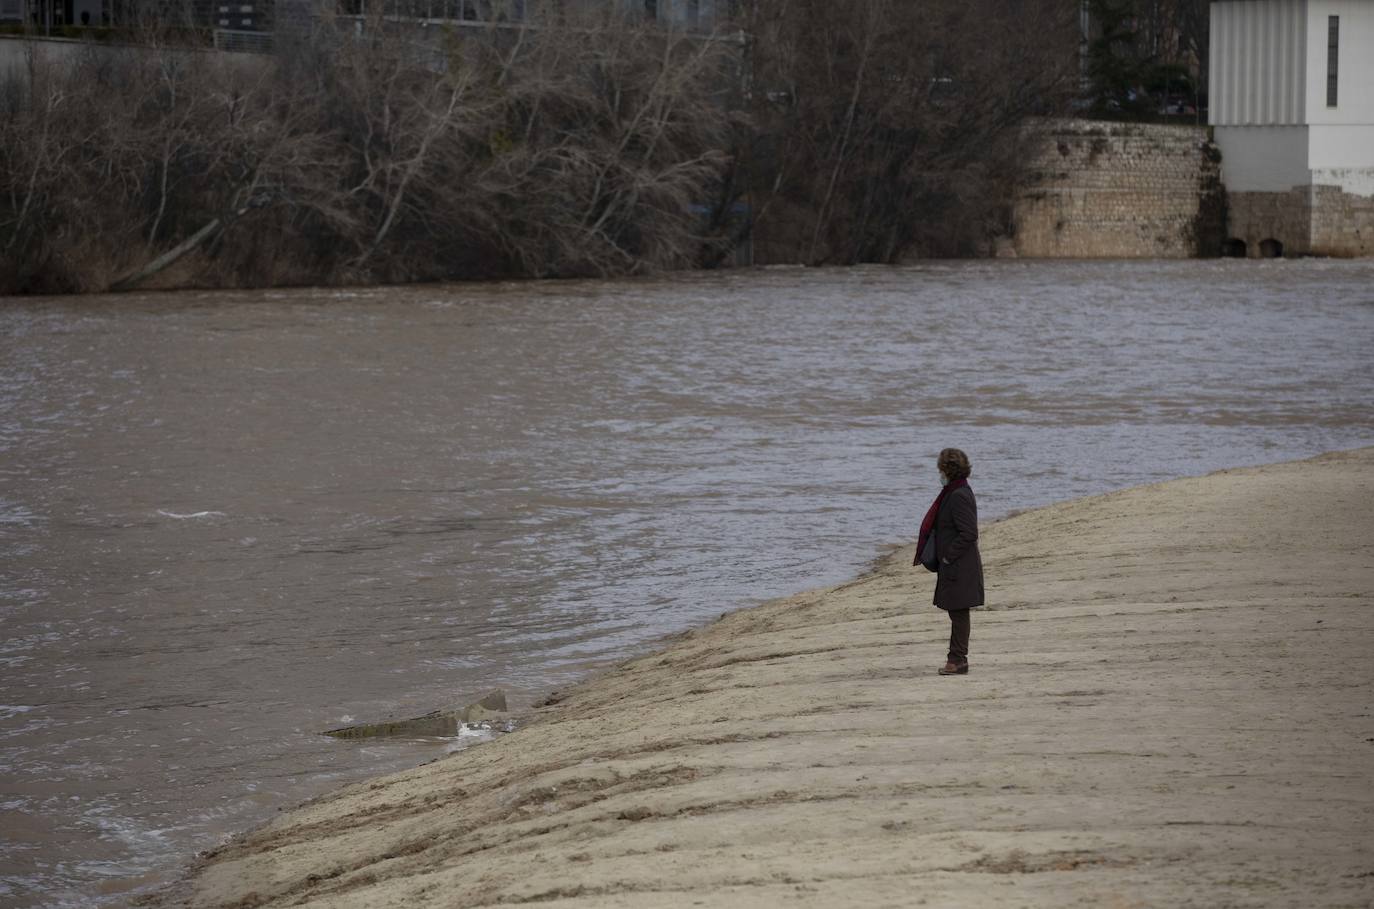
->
[915,477,968,566]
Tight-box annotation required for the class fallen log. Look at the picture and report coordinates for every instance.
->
[109,217,223,292]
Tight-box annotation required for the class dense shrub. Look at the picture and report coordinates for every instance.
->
[744,0,1079,263]
[0,0,1084,292]
[0,6,741,292]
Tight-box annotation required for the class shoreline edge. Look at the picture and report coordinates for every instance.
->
[145,448,1374,908]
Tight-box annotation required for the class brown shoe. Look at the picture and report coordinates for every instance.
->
[937,661,969,675]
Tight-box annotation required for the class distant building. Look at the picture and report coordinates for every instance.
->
[310,0,735,30]
[6,0,265,32]
[293,0,737,49]
[8,0,109,27]
[0,0,732,48]
[1210,0,1374,256]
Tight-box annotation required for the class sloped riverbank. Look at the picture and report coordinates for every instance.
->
[148,447,1374,908]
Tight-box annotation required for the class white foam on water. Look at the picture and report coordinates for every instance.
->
[156,510,227,519]
[443,724,500,753]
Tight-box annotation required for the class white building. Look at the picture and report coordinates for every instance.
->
[1210,0,1374,256]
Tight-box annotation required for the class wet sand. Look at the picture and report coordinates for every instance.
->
[148,448,1374,907]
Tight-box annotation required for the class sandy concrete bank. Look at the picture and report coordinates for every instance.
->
[149,449,1374,908]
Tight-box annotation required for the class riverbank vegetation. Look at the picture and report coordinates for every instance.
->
[0,0,1078,294]
[744,0,1077,262]
[1080,0,1209,119]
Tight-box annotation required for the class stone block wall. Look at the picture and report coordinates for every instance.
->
[1310,185,1374,257]
[1012,118,1225,258]
[1226,189,1313,256]
[1225,185,1374,258]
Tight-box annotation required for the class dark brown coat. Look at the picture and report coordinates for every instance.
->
[933,485,984,611]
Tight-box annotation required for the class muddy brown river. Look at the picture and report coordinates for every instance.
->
[2,260,1373,907]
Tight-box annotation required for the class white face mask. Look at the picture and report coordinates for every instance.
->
[939,471,949,486]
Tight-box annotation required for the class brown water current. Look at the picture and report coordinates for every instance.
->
[1,260,1373,907]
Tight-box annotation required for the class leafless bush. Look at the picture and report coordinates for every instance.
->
[745,0,1079,264]
[467,10,742,276]
[0,35,335,291]
[0,4,742,292]
[1,0,1082,292]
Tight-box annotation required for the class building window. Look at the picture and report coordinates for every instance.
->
[1327,15,1339,107]
[644,0,655,19]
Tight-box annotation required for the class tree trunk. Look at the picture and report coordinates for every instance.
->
[110,216,222,291]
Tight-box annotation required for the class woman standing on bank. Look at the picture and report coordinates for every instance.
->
[914,448,984,675]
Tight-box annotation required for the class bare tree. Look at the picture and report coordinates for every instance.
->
[745,0,1078,264]
[0,4,742,293]
[2,0,1088,292]
[483,5,739,275]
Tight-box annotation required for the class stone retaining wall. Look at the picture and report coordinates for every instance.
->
[1012,118,1225,258]
[1310,185,1374,257]
[1224,185,1374,258]
[1226,189,1313,257]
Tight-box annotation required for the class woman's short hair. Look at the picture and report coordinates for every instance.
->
[938,448,971,481]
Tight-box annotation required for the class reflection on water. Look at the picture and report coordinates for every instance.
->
[2,259,1373,906]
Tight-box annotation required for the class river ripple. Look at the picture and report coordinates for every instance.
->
[2,260,1373,906]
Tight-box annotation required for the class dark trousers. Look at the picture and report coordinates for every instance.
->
[946,608,970,664]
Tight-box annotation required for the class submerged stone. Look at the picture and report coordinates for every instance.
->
[323,690,507,739]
